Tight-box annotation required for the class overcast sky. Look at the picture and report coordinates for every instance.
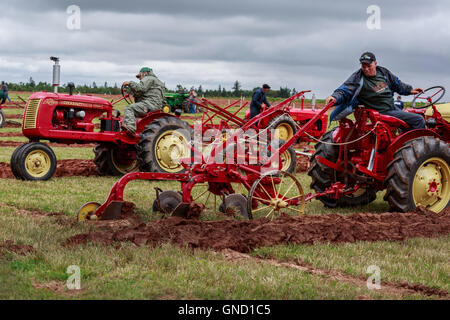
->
[1,0,449,100]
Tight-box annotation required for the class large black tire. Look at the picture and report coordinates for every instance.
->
[384,136,450,213]
[267,114,297,142]
[308,129,377,208]
[10,143,30,179]
[261,140,297,174]
[93,144,138,176]
[16,142,57,181]
[0,109,5,128]
[137,116,193,173]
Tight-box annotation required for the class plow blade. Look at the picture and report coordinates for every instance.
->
[100,201,124,220]
[171,202,191,217]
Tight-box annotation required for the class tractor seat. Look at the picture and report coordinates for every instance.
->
[378,115,409,129]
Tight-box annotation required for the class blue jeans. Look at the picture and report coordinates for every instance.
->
[383,109,425,130]
[3,92,11,102]
[189,102,196,113]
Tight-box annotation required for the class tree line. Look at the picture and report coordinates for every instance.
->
[5,78,298,98]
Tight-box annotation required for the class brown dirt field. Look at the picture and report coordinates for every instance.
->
[0,132,23,137]
[66,206,450,254]
[4,114,23,119]
[0,159,98,179]
[0,140,96,148]
[3,121,21,128]
[0,240,35,256]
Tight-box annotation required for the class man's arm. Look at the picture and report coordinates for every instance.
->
[251,90,263,108]
[128,77,154,93]
[382,67,422,95]
[262,94,270,108]
[327,70,361,106]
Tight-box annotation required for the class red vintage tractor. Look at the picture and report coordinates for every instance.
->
[10,84,191,180]
[308,86,449,213]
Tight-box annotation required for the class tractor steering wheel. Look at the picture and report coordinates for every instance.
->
[121,84,134,105]
[411,86,445,109]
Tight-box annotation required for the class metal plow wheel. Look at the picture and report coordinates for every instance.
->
[77,202,101,221]
[248,170,305,220]
[190,183,223,215]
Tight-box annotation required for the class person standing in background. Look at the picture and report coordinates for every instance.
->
[394,95,404,110]
[188,88,198,113]
[1,82,11,102]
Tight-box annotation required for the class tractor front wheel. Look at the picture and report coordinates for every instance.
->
[15,142,57,181]
[93,144,138,176]
[384,136,450,213]
[137,116,193,173]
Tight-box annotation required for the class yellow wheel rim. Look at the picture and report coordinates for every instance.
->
[110,149,138,174]
[280,149,292,172]
[77,202,101,222]
[275,123,294,141]
[162,105,170,113]
[412,157,450,213]
[25,150,51,178]
[155,129,190,173]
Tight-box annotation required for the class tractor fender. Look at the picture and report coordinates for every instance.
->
[136,111,178,133]
[386,129,442,161]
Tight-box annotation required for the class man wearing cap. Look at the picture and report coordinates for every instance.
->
[250,84,271,119]
[121,67,166,135]
[326,52,424,130]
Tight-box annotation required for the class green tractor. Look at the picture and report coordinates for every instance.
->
[163,92,190,113]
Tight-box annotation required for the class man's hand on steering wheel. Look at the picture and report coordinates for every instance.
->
[410,88,424,95]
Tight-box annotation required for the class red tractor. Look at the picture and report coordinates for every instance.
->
[308,86,449,213]
[10,84,191,180]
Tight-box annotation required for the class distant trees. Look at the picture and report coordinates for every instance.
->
[6,78,300,98]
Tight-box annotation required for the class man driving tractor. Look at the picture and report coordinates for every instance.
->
[326,52,425,130]
[121,67,166,135]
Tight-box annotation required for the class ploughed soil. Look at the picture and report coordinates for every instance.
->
[0,139,96,148]
[5,114,23,119]
[0,159,98,179]
[0,240,35,256]
[2,121,21,128]
[0,132,23,137]
[66,205,450,254]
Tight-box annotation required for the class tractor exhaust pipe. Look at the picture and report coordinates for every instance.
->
[50,56,60,93]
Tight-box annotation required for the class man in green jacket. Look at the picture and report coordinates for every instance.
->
[121,67,166,135]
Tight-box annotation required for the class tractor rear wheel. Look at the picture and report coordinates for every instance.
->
[0,109,5,128]
[308,129,377,208]
[15,142,57,181]
[384,136,450,213]
[267,114,297,142]
[260,140,296,174]
[93,144,138,176]
[137,116,193,173]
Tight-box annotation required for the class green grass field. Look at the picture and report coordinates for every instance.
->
[0,94,448,300]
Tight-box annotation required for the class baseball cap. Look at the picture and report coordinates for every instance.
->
[262,84,271,89]
[359,52,376,64]
[136,67,152,78]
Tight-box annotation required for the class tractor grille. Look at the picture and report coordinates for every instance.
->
[23,99,41,129]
